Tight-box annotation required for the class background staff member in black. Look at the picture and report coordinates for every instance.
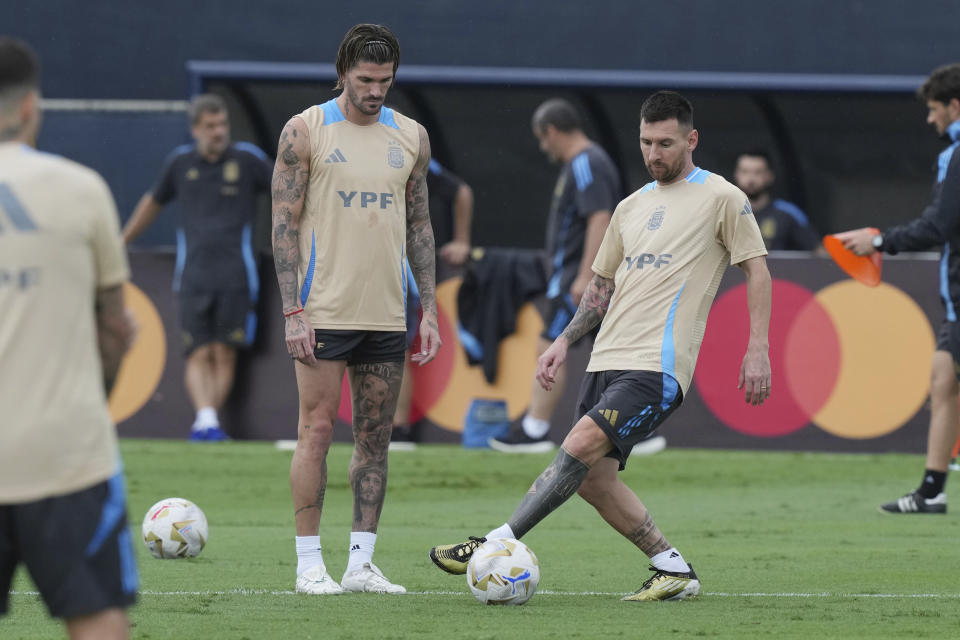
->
[123,94,272,441]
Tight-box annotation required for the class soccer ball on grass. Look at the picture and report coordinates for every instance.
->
[142,497,209,559]
[466,538,540,605]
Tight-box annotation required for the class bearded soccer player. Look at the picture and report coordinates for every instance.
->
[272,24,441,595]
[430,91,772,602]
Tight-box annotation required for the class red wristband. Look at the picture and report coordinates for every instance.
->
[284,308,304,318]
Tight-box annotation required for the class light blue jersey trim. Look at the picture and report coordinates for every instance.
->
[234,141,270,163]
[428,158,444,175]
[938,143,959,183]
[572,153,594,191]
[685,167,711,184]
[241,224,259,303]
[660,286,684,408]
[378,106,400,130]
[400,247,408,320]
[942,243,957,321]
[299,231,317,307]
[173,228,186,292]
[320,98,345,125]
[458,324,483,360]
[772,199,810,226]
[0,183,37,231]
[639,181,656,193]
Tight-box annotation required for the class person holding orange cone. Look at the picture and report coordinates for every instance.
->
[838,63,960,514]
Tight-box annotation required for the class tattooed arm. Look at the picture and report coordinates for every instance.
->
[406,123,442,365]
[535,273,616,390]
[271,116,315,362]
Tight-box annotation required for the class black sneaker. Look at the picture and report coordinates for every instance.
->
[389,425,417,451]
[879,490,946,514]
[488,429,554,453]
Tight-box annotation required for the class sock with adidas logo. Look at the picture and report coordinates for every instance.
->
[346,532,376,573]
[918,469,947,499]
[650,547,690,573]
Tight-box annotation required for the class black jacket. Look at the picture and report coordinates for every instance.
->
[457,248,546,382]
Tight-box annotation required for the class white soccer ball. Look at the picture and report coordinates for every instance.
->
[141,498,208,559]
[466,538,540,605]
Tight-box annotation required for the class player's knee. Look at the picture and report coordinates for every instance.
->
[930,354,958,399]
[297,419,334,456]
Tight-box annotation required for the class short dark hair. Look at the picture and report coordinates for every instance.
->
[531,98,582,133]
[0,37,40,98]
[335,24,400,90]
[640,90,693,128]
[736,149,774,170]
[188,93,227,125]
[918,63,960,105]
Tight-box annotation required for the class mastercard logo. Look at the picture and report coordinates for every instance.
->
[694,279,935,439]
[109,282,167,424]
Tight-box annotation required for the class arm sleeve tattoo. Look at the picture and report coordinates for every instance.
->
[559,274,616,344]
[405,124,438,318]
[271,117,310,312]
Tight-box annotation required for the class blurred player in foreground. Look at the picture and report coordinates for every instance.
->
[431,91,771,601]
[837,63,960,514]
[272,24,440,595]
[0,37,138,639]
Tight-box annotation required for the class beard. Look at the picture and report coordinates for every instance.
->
[645,159,684,183]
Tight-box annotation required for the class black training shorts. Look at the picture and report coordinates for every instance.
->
[935,320,960,376]
[0,473,138,619]
[312,329,407,365]
[576,370,684,470]
[179,289,255,355]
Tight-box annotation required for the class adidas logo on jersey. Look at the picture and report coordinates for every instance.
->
[325,149,348,163]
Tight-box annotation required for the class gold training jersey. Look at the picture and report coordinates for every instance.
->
[296,99,420,331]
[0,143,129,503]
[588,167,767,394]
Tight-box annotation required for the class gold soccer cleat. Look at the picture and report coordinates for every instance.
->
[429,536,486,575]
[622,565,700,602]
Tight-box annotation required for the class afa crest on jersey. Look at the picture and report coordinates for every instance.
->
[648,205,666,231]
[388,145,404,169]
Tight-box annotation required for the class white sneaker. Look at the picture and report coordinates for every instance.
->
[295,565,345,595]
[630,436,667,457]
[341,562,407,594]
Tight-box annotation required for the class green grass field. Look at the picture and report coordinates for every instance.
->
[4,440,959,639]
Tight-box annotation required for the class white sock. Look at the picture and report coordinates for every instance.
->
[346,532,377,573]
[295,536,325,576]
[650,547,690,573]
[484,523,516,541]
[192,407,219,431]
[522,415,550,439]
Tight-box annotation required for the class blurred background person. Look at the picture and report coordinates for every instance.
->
[392,160,475,446]
[122,94,272,441]
[733,149,820,251]
[490,98,621,453]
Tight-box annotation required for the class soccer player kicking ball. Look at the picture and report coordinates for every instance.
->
[430,91,772,602]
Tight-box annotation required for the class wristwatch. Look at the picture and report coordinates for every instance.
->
[872,233,884,252]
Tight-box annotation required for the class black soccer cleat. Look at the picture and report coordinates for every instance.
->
[879,490,946,514]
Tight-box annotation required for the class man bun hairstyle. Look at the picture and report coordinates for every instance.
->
[918,63,960,106]
[640,90,694,128]
[532,98,582,134]
[335,24,400,90]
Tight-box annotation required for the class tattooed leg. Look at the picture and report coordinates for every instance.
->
[507,448,590,539]
[577,457,672,556]
[291,359,344,535]
[348,361,403,532]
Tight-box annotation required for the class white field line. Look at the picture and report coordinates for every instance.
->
[10,589,960,599]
